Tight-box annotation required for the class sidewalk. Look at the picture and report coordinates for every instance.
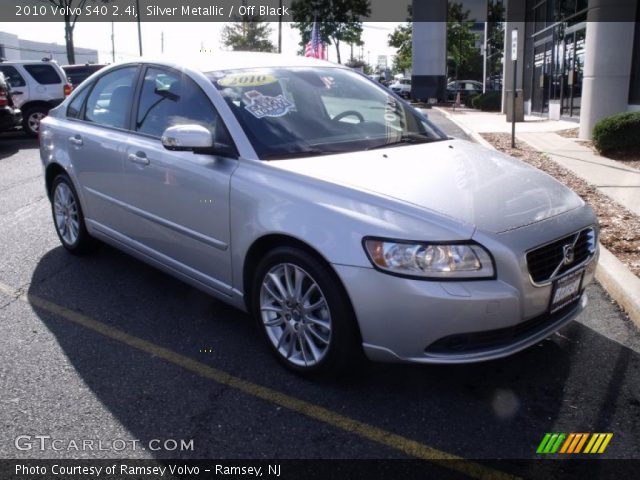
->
[435,107,640,327]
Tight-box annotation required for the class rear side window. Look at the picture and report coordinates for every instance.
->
[24,64,62,85]
[84,67,138,129]
[67,85,91,119]
[0,66,26,88]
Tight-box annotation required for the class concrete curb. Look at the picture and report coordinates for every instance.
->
[432,107,496,150]
[595,246,640,328]
[438,108,640,330]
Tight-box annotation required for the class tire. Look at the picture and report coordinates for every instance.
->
[251,246,361,376]
[22,105,48,137]
[50,174,96,254]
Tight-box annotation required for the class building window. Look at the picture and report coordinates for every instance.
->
[630,6,640,105]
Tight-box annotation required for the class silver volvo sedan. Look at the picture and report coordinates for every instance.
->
[39,53,599,374]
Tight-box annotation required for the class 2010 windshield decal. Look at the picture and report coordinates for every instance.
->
[244,90,294,119]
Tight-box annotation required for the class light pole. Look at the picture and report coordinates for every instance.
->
[483,21,488,93]
[278,0,283,53]
[111,22,115,63]
[511,28,518,148]
[136,0,143,56]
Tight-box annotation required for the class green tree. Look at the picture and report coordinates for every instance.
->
[221,14,276,52]
[345,57,372,74]
[486,0,505,83]
[291,0,371,64]
[388,23,412,74]
[388,3,481,79]
[447,2,479,81]
[46,0,112,64]
[387,5,412,74]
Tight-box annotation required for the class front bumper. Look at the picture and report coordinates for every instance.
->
[334,260,594,364]
[333,206,599,364]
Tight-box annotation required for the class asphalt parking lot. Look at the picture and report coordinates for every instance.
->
[1,123,639,475]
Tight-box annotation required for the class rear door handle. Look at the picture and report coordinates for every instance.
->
[128,152,150,166]
[68,135,83,146]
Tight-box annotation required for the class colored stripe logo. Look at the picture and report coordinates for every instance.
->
[537,433,613,454]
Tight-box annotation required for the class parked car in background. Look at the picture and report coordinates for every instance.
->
[0,59,71,136]
[390,78,411,98]
[62,63,107,88]
[447,80,483,105]
[39,54,599,375]
[0,71,22,133]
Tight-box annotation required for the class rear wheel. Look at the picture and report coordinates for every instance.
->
[22,105,48,137]
[252,247,361,375]
[51,174,96,254]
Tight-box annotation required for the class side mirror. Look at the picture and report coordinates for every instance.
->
[161,124,213,152]
[161,124,238,157]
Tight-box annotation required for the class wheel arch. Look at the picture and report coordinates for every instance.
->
[20,100,52,115]
[45,163,68,200]
[242,234,361,340]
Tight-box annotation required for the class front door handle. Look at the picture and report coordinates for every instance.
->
[68,135,83,146]
[128,152,150,166]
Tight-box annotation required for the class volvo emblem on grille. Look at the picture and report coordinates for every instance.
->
[562,244,575,265]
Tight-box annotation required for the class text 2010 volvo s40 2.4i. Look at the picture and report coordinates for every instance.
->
[39,54,599,374]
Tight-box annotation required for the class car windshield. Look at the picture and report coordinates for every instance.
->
[207,67,446,160]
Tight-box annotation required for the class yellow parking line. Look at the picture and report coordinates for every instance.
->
[0,280,519,480]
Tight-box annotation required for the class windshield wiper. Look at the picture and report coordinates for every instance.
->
[263,149,337,160]
[366,136,442,151]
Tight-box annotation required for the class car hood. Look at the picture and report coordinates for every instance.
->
[270,139,584,234]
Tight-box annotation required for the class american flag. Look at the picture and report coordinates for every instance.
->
[304,22,326,59]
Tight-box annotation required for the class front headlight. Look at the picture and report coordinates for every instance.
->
[363,238,495,279]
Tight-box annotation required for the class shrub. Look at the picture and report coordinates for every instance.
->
[466,92,480,107]
[471,91,502,111]
[592,111,640,154]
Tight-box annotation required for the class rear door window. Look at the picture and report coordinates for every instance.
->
[67,85,91,119]
[0,66,26,88]
[84,66,138,129]
[24,64,62,85]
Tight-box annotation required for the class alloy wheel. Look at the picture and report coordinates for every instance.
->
[53,182,80,246]
[259,263,332,367]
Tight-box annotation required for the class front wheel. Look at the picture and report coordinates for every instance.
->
[252,247,361,375]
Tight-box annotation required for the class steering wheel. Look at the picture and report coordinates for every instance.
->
[333,110,365,123]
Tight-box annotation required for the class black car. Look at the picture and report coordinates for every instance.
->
[0,72,22,132]
[62,63,107,88]
[446,80,483,105]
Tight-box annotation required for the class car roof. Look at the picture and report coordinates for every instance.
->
[114,52,344,74]
[0,60,61,65]
[62,64,107,70]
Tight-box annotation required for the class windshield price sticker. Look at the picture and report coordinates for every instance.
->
[244,91,295,119]
[218,73,277,88]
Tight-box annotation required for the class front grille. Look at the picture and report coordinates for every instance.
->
[425,299,580,355]
[526,227,596,284]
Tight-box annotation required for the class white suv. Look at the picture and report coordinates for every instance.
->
[0,60,71,136]
[390,78,411,98]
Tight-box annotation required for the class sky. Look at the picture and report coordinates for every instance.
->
[0,21,402,67]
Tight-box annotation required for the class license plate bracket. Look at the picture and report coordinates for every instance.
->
[549,269,584,313]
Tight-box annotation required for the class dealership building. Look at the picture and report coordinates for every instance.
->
[412,0,640,139]
[0,31,98,64]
